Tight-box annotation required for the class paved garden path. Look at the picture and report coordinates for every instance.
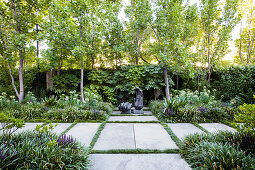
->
[16,110,237,170]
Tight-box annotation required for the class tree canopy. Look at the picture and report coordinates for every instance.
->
[0,0,249,102]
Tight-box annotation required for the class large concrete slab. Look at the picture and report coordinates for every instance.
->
[199,123,237,133]
[66,123,101,147]
[89,154,191,170]
[134,124,178,150]
[51,123,72,135]
[15,123,43,133]
[93,123,135,150]
[109,116,158,122]
[168,123,205,140]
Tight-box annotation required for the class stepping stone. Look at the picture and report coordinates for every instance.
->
[112,111,121,115]
[199,123,236,133]
[111,110,153,115]
[168,123,205,140]
[15,122,43,134]
[108,116,158,122]
[134,123,178,150]
[89,154,191,170]
[51,123,72,135]
[93,123,135,150]
[143,110,153,115]
[66,123,101,147]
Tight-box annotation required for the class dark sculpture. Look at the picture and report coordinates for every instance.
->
[133,87,144,114]
[118,102,132,114]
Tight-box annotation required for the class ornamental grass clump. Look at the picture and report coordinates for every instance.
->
[0,131,89,169]
[180,132,255,169]
[0,144,18,169]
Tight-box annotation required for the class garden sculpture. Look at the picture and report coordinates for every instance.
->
[118,102,132,114]
[133,87,144,114]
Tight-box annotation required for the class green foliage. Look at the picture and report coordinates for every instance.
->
[149,100,164,115]
[0,112,24,135]
[233,95,255,136]
[186,141,254,169]
[52,73,80,94]
[86,65,168,104]
[150,89,238,122]
[181,132,255,169]
[98,102,113,115]
[0,131,89,169]
[44,107,107,122]
[211,65,255,103]
[0,90,110,122]
[34,123,57,135]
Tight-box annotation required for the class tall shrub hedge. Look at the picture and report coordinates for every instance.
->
[211,65,255,103]
[1,64,255,104]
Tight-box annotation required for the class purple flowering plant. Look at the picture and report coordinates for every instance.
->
[57,134,77,149]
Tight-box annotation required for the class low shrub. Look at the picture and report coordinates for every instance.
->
[181,132,255,169]
[234,95,255,136]
[44,107,108,122]
[149,100,164,116]
[98,102,113,115]
[149,89,238,123]
[0,131,89,169]
[0,91,112,122]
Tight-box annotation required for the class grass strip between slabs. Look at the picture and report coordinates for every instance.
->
[91,149,179,154]
[220,121,237,129]
[160,121,182,148]
[192,122,210,134]
[88,120,107,152]
[59,120,78,136]
[107,121,159,123]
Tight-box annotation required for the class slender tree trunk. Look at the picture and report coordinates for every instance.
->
[115,52,118,68]
[197,74,200,92]
[91,22,94,69]
[8,63,19,99]
[207,34,211,83]
[18,51,24,102]
[57,46,63,76]
[79,18,85,103]
[247,36,255,64]
[137,30,147,64]
[80,61,85,102]
[176,75,179,90]
[239,22,243,62]
[164,66,170,101]
[247,1,254,65]
[247,33,252,65]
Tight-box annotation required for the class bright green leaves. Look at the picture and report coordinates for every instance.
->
[125,0,152,64]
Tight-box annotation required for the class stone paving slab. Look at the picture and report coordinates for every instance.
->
[199,123,236,133]
[111,110,153,115]
[168,123,205,140]
[51,123,72,135]
[134,124,178,150]
[114,106,150,110]
[108,116,158,122]
[15,123,43,133]
[66,123,101,147]
[89,154,191,170]
[93,123,135,150]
